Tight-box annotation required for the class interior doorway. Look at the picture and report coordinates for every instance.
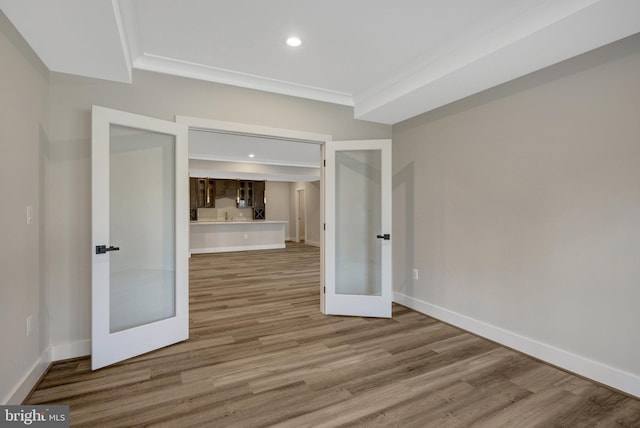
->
[176,115,330,311]
[174,116,392,319]
[296,188,306,243]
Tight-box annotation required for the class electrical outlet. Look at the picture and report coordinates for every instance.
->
[27,315,32,336]
[26,206,33,224]
[413,268,419,280]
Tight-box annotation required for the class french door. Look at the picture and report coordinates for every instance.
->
[324,139,392,318]
[91,106,189,370]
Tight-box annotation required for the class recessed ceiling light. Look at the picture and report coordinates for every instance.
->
[249,153,255,158]
[286,37,302,47]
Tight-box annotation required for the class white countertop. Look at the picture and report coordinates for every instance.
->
[190,220,288,225]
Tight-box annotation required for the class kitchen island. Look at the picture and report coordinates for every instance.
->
[189,220,288,254]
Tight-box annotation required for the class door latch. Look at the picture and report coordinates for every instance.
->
[376,234,391,240]
[96,245,120,254]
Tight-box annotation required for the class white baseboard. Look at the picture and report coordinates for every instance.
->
[51,339,91,361]
[305,240,320,247]
[190,244,286,254]
[4,347,52,404]
[5,340,91,404]
[394,292,640,399]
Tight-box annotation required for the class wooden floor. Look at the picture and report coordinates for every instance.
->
[27,243,640,427]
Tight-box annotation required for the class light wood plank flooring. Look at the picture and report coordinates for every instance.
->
[26,243,640,427]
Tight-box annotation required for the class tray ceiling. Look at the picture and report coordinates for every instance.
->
[1,0,639,124]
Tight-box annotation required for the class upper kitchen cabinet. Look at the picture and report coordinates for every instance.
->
[190,177,215,208]
[189,178,198,210]
[237,181,253,208]
[205,178,215,207]
[190,178,267,218]
[215,179,238,197]
[253,181,265,209]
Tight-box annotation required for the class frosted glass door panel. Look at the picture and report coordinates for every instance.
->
[335,150,382,296]
[109,125,176,332]
[324,139,391,318]
[92,106,188,370]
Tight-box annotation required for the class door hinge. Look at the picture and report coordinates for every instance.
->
[323,159,326,167]
[323,286,326,293]
[323,223,326,231]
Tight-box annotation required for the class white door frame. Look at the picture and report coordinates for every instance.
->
[175,116,331,312]
[295,187,306,243]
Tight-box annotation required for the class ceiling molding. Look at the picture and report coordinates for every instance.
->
[111,0,132,82]
[113,0,142,72]
[116,0,355,106]
[135,53,354,106]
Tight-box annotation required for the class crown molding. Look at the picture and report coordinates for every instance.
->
[134,53,354,106]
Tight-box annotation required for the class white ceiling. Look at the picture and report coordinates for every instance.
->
[189,158,320,183]
[188,129,321,181]
[1,0,639,124]
[189,130,321,168]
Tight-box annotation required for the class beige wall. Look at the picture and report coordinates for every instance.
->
[0,11,50,403]
[11,1,637,398]
[305,182,321,246]
[47,69,390,357]
[392,33,640,393]
[265,181,290,228]
[289,182,321,246]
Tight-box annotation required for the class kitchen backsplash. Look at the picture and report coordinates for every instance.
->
[197,207,253,221]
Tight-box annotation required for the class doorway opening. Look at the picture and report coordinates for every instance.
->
[176,115,330,312]
[295,188,306,243]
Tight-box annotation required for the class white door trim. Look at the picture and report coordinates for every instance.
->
[175,116,331,144]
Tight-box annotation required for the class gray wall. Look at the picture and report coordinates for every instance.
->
[48,69,390,357]
[0,11,50,403]
[392,34,640,391]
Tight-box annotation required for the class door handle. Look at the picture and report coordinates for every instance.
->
[96,245,120,254]
[376,234,391,240]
